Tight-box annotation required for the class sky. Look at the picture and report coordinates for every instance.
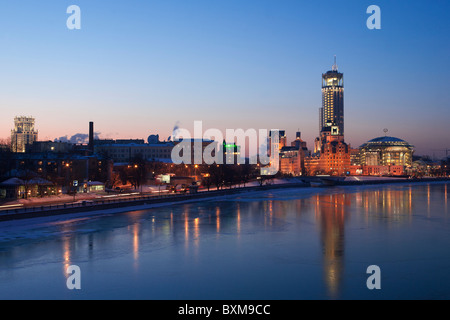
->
[0,0,449,157]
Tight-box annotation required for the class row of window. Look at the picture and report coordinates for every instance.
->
[112,154,171,159]
[102,148,171,154]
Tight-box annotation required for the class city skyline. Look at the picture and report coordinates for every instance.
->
[0,1,449,157]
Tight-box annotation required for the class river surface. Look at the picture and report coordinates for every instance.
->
[0,182,449,300]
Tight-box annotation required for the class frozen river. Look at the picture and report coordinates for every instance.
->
[0,182,449,300]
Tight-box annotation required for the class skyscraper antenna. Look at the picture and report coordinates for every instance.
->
[332,55,338,71]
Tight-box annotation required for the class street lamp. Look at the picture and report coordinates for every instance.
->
[194,164,199,181]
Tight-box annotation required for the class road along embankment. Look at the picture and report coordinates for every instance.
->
[1,177,449,222]
[0,182,309,222]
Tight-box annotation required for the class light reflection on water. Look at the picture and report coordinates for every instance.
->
[0,182,449,299]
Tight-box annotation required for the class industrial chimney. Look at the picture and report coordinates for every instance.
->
[89,121,94,154]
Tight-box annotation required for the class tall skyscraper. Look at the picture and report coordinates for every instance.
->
[11,116,38,153]
[306,58,350,175]
[320,57,344,135]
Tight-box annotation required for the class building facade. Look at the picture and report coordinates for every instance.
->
[27,141,73,154]
[268,130,287,157]
[280,146,303,176]
[320,58,344,135]
[11,116,38,153]
[221,141,242,165]
[306,122,350,176]
[352,136,414,176]
[95,142,174,163]
[279,131,308,176]
[359,136,414,167]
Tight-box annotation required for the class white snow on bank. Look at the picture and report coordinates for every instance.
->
[0,176,414,207]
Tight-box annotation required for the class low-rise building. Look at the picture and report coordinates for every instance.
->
[95,142,174,163]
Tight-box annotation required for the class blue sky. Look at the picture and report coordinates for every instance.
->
[0,0,449,156]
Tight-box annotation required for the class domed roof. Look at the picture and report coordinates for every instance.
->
[360,136,414,149]
[368,136,406,143]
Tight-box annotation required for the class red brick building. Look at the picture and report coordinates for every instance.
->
[305,123,350,176]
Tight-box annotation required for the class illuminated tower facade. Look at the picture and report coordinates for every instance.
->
[320,57,344,135]
[11,116,38,153]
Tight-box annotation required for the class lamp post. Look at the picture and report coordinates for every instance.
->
[65,162,77,202]
[72,180,78,203]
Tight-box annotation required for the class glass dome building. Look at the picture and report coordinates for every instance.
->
[359,136,414,167]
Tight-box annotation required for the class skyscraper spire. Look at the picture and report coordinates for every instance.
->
[320,58,344,135]
[332,55,338,71]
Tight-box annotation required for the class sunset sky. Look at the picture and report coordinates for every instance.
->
[0,0,449,157]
